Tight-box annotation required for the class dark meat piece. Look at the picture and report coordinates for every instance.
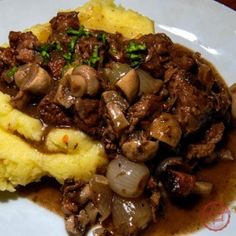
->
[62,179,92,216]
[49,11,80,46]
[38,92,72,126]
[187,122,225,159]
[168,70,214,135]
[9,31,39,63]
[138,33,173,78]
[48,52,66,78]
[127,94,162,129]
[0,47,16,66]
[75,36,105,66]
[50,11,80,33]
[62,180,99,236]
[74,98,101,137]
[107,33,125,62]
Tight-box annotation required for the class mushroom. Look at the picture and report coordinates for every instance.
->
[116,69,139,102]
[137,69,163,95]
[102,90,129,111]
[72,65,100,96]
[121,134,159,162]
[54,82,75,109]
[67,74,87,98]
[14,63,51,95]
[150,113,182,148]
[106,102,129,133]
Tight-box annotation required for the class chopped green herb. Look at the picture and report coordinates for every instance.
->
[6,66,17,78]
[52,41,63,51]
[63,52,73,63]
[125,41,147,68]
[38,41,62,61]
[86,45,100,67]
[125,41,147,53]
[40,50,50,60]
[68,36,78,52]
[97,33,107,44]
[66,26,90,37]
[110,47,118,55]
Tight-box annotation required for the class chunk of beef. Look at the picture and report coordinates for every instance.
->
[0,47,16,66]
[138,33,173,78]
[49,11,80,47]
[127,94,162,129]
[50,11,80,33]
[75,36,105,67]
[48,52,66,78]
[38,92,72,126]
[168,70,214,135]
[106,33,125,62]
[9,31,39,63]
[62,180,99,236]
[74,98,101,137]
[186,122,225,159]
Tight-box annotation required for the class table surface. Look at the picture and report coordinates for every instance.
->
[216,0,236,10]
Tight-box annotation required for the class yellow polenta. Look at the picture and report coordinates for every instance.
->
[0,0,154,192]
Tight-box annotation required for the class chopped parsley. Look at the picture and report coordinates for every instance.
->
[97,32,107,44]
[6,66,17,78]
[66,26,90,37]
[86,45,100,67]
[38,41,62,61]
[125,41,147,67]
[63,52,73,63]
[68,36,78,53]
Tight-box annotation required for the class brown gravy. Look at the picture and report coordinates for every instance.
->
[2,43,235,234]
[17,129,236,235]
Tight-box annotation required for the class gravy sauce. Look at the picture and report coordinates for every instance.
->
[7,43,236,235]
[18,129,236,235]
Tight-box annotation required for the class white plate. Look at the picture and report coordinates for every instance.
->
[0,0,235,235]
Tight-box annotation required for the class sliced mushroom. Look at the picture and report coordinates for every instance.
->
[150,113,182,148]
[137,69,163,95]
[54,82,75,108]
[106,102,129,133]
[103,62,131,86]
[121,135,159,162]
[73,65,100,96]
[116,69,139,102]
[14,63,51,95]
[67,74,87,98]
[102,90,129,111]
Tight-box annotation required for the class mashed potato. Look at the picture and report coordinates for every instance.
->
[0,0,154,192]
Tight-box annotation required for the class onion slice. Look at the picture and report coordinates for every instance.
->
[89,175,113,222]
[112,194,152,235]
[106,156,150,198]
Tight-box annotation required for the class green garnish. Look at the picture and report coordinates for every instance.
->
[125,41,147,67]
[38,41,62,61]
[125,41,147,53]
[6,66,17,78]
[97,32,107,44]
[68,36,78,53]
[86,45,100,67]
[66,26,90,37]
[63,52,73,63]
[40,50,50,60]
[52,41,63,51]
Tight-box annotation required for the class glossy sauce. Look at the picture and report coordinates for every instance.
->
[10,44,236,234]
[17,129,236,235]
